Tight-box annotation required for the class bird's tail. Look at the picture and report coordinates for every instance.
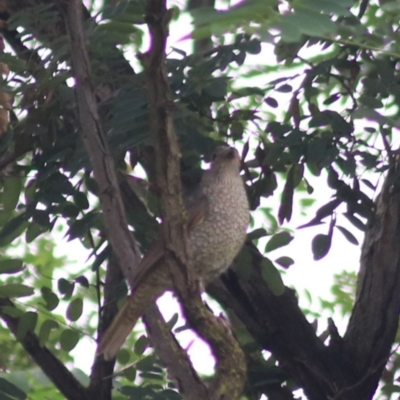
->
[97,283,163,360]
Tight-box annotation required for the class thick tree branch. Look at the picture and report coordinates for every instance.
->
[63,2,143,397]
[342,158,400,399]
[64,0,140,286]
[139,1,246,399]
[0,298,89,400]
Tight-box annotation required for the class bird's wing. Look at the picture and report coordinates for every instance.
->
[132,192,208,289]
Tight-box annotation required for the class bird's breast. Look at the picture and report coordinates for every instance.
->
[189,175,249,283]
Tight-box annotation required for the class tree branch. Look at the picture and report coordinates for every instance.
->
[342,157,400,399]
[64,0,140,287]
[87,255,121,400]
[0,298,89,400]
[143,306,209,399]
[139,1,246,399]
[120,174,209,398]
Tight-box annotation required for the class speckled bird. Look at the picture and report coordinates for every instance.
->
[98,146,249,360]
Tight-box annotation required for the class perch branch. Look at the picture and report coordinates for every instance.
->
[139,1,246,399]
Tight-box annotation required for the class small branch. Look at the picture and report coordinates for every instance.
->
[140,1,246,399]
[0,298,89,400]
[64,0,140,287]
[87,255,122,400]
[143,306,209,399]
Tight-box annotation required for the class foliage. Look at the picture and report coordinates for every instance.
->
[0,0,400,399]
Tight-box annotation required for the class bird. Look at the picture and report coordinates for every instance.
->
[97,146,249,360]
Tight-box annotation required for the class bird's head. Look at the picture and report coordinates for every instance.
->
[210,146,241,173]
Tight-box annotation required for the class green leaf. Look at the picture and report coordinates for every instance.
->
[167,313,179,329]
[0,284,34,298]
[57,278,75,300]
[1,306,23,318]
[231,87,265,99]
[301,0,352,16]
[203,77,228,99]
[0,259,24,274]
[0,377,27,400]
[0,209,13,227]
[278,179,293,224]
[274,20,302,42]
[265,231,293,252]
[75,275,89,288]
[60,329,80,352]
[311,234,331,260]
[243,39,262,54]
[247,228,268,241]
[275,256,295,269]
[260,258,285,296]
[283,8,337,37]
[343,213,366,231]
[66,211,99,241]
[3,177,22,212]
[25,223,48,243]
[38,319,59,346]
[16,311,38,341]
[264,97,278,108]
[0,215,28,247]
[276,84,293,93]
[336,225,359,245]
[66,297,83,322]
[139,371,164,380]
[41,287,59,311]
[134,335,149,355]
[116,349,130,365]
[123,366,137,382]
[73,191,89,210]
[358,95,383,109]
[136,355,156,371]
[31,210,50,228]
[230,121,244,139]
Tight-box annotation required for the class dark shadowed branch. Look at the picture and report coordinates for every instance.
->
[0,298,90,400]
